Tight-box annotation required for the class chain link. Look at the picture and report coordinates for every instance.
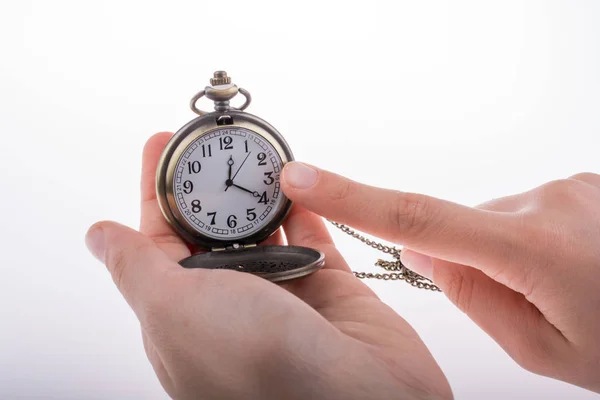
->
[329,221,441,292]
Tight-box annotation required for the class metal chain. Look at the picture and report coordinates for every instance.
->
[328,221,441,292]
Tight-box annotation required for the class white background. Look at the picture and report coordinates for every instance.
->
[1,1,599,399]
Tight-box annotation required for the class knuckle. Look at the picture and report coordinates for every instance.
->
[390,192,433,237]
[104,245,129,290]
[150,231,185,247]
[569,171,599,181]
[539,178,578,197]
[440,267,475,313]
[535,179,586,206]
[540,179,565,195]
[330,179,358,202]
[298,230,335,248]
[104,239,154,293]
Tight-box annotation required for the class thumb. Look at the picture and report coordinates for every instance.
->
[85,221,177,313]
[281,162,520,273]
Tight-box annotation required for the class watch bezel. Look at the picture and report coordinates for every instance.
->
[156,110,294,249]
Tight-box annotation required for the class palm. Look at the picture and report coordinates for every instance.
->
[139,133,450,399]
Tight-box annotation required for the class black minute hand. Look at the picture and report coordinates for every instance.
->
[230,151,251,181]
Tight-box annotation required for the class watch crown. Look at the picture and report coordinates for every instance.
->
[210,71,232,86]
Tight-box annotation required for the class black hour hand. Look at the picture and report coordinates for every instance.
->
[224,156,235,191]
[233,183,260,198]
[228,156,234,179]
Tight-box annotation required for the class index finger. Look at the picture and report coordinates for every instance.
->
[280,162,521,272]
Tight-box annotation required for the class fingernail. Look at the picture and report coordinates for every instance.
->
[401,250,433,281]
[283,162,318,189]
[85,226,105,263]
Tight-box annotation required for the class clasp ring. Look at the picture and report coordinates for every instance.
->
[189,88,252,116]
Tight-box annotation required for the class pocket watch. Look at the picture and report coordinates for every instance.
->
[156,71,324,282]
[156,71,440,291]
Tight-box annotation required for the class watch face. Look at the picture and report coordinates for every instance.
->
[172,127,286,241]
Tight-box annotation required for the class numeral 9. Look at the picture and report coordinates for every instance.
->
[183,180,193,194]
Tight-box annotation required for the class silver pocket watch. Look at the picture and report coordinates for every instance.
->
[156,71,325,282]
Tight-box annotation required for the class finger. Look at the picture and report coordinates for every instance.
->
[85,221,178,315]
[281,162,521,273]
[569,172,600,188]
[281,206,377,309]
[281,206,377,308]
[399,192,529,293]
[261,228,285,246]
[283,205,351,273]
[423,256,569,375]
[140,132,191,261]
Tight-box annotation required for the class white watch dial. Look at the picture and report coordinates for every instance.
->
[173,127,285,240]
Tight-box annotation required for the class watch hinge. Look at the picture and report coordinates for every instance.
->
[211,243,257,252]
